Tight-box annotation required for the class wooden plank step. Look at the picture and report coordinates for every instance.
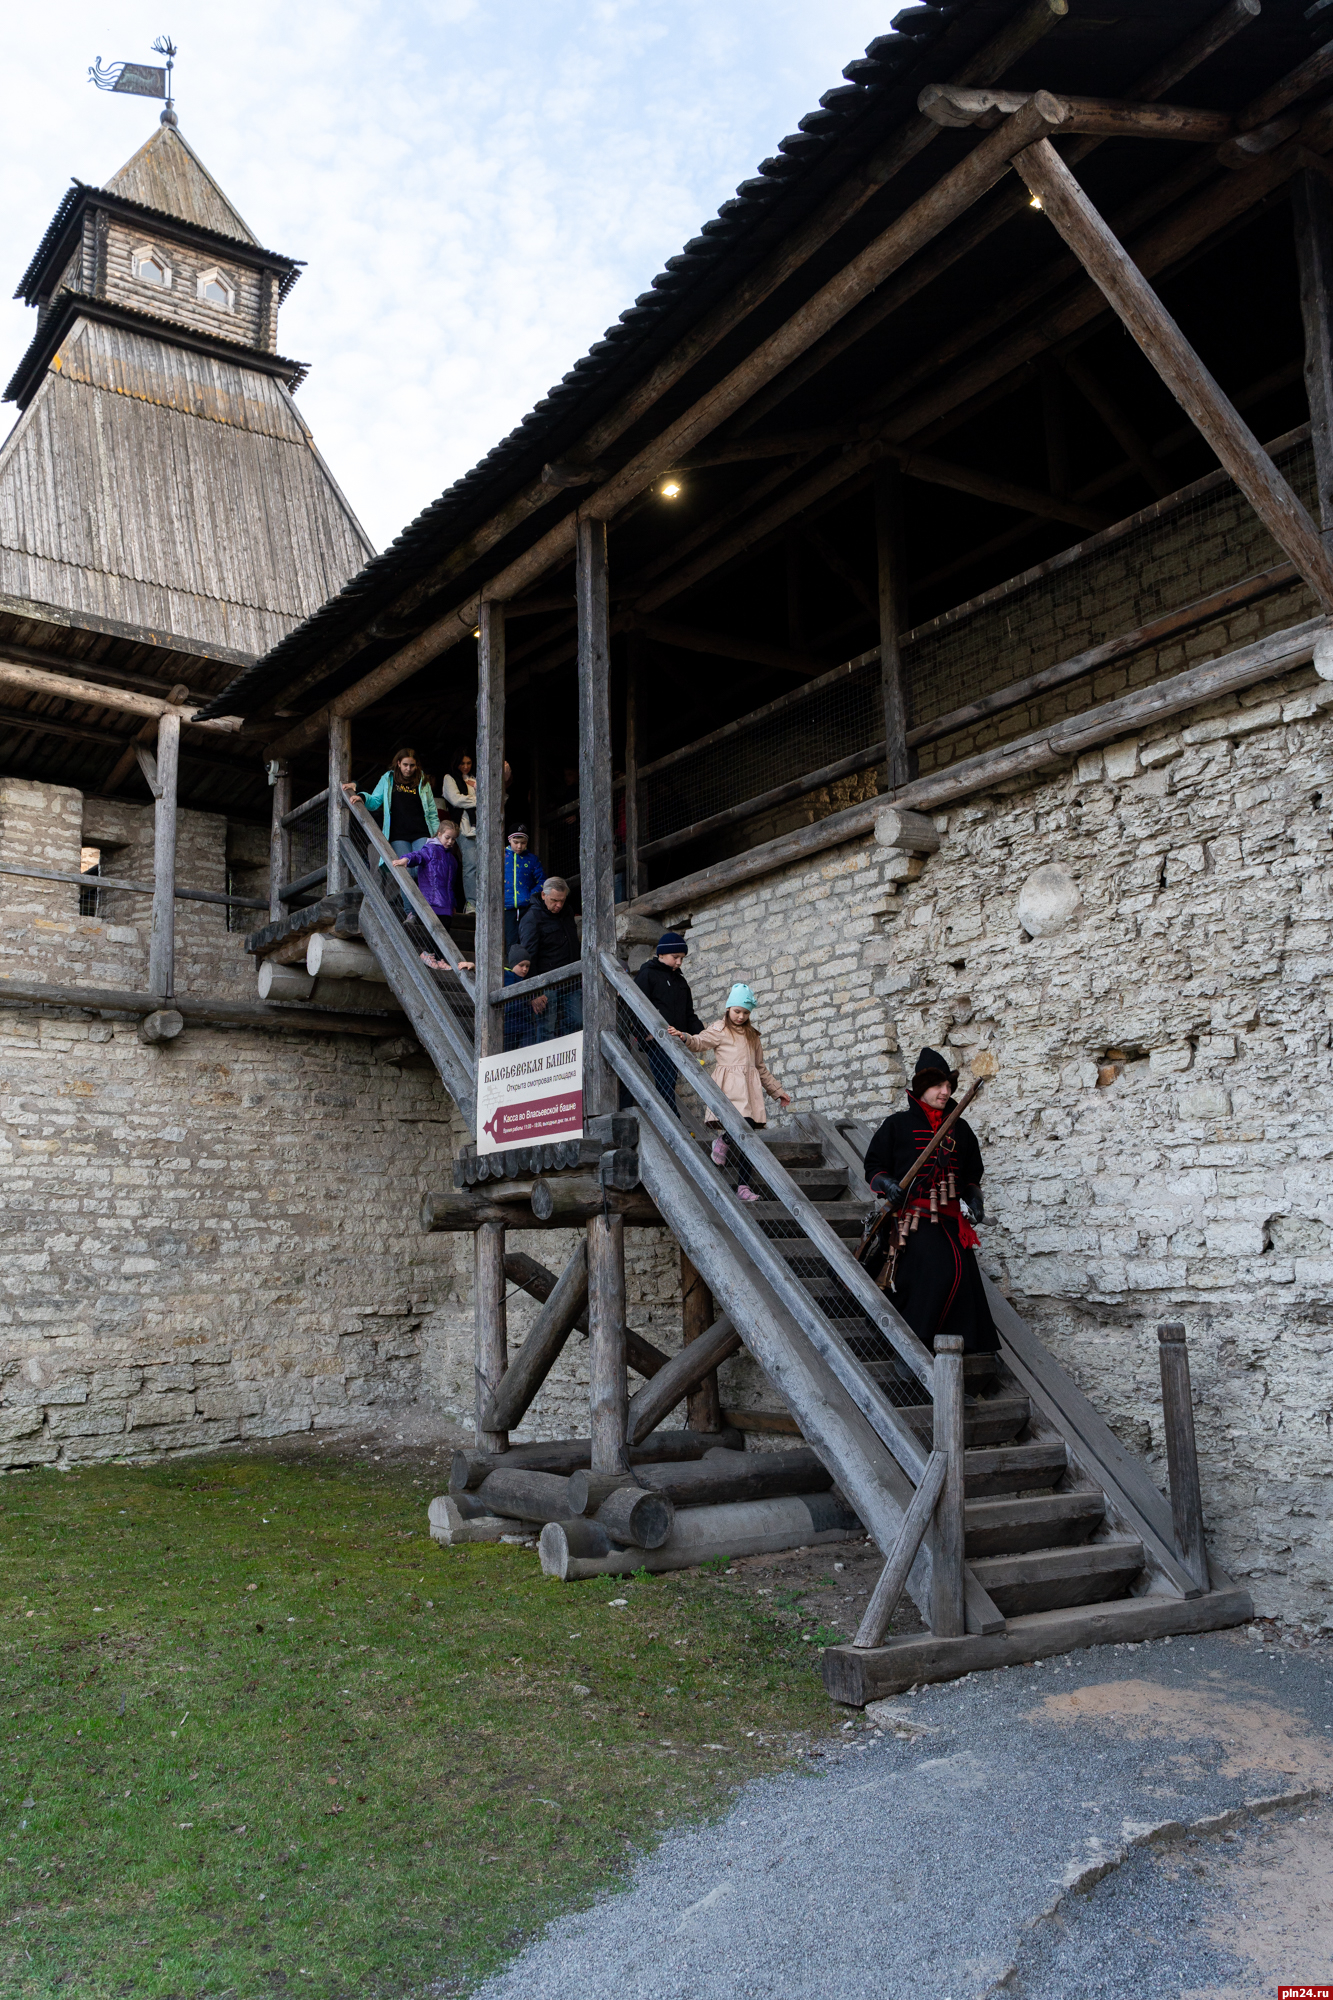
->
[784,1167,851,1196]
[758,1139,826,1167]
[964,1489,1105,1558]
[821,1584,1255,1705]
[906,1394,1031,1446]
[964,1440,1067,1496]
[968,1537,1145,1618]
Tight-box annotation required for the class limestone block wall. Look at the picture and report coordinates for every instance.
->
[673,660,1333,1626]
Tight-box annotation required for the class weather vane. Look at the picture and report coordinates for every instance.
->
[89,35,178,124]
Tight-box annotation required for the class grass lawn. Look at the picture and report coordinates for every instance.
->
[0,1442,838,1998]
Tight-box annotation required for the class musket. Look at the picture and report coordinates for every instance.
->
[855,1053,997,1289]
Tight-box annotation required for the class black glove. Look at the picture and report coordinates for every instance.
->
[869,1173,903,1207]
[961,1183,985,1224]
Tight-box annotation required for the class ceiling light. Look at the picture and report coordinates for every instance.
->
[1028,194,1044,212]
[660,479,682,500]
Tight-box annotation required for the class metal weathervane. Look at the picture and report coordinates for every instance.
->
[89,35,178,119]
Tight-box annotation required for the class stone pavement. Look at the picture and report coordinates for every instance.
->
[471,1624,1333,2000]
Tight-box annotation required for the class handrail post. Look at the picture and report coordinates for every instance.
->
[1157,1322,1209,1592]
[148,710,180,1000]
[475,1222,509,1452]
[476,599,507,1062]
[268,760,290,921]
[576,516,617,1118]
[929,1336,965,1637]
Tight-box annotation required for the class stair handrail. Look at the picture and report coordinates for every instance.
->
[601,949,933,1388]
[488,959,582,1005]
[603,1020,929,1487]
[341,790,477,996]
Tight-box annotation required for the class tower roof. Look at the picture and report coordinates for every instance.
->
[103,121,259,246]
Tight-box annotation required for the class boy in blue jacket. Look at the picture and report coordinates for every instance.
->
[503,826,545,954]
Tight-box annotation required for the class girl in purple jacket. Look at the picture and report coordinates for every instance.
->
[391,820,465,920]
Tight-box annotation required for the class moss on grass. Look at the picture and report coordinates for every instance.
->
[0,1445,831,1997]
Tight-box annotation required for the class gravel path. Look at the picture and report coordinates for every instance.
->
[471,1627,1333,2000]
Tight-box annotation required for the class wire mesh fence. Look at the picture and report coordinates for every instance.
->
[283,793,328,901]
[544,431,1314,891]
[343,811,475,1041]
[611,990,931,1415]
[497,968,583,1054]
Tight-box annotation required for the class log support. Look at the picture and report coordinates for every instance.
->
[476,599,507,1062]
[929,1337,966,1638]
[681,1252,722,1433]
[1294,164,1333,550]
[474,1222,509,1452]
[1157,1322,1209,1592]
[576,515,617,1118]
[268,761,292,922]
[587,1211,629,1474]
[148,710,180,999]
[874,460,913,791]
[326,717,351,896]
[482,1242,589,1434]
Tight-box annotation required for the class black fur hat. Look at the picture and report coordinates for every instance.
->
[912,1046,958,1091]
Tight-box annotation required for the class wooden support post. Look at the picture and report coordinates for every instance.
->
[576,515,617,1118]
[483,1241,588,1434]
[268,761,291,922]
[853,1450,948,1649]
[476,599,507,1061]
[623,634,642,905]
[587,1210,629,1474]
[326,717,351,896]
[1293,165,1333,550]
[1015,136,1333,613]
[148,710,180,999]
[1157,1322,1209,1592]
[474,1222,509,1452]
[681,1251,722,1434]
[874,460,913,792]
[929,1337,966,1638]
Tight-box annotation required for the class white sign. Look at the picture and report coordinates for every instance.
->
[476,1031,584,1153]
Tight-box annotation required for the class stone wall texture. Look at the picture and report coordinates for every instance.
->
[673,660,1333,1628]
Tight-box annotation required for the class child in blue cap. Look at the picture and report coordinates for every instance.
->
[669,983,790,1200]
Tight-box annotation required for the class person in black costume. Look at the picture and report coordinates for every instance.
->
[629,931,702,1115]
[863,1047,997,1354]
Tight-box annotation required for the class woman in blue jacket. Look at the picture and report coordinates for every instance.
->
[347,748,439,855]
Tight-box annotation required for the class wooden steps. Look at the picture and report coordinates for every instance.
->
[963,1488,1105,1557]
[968,1537,1146,1617]
[963,1440,1067,1496]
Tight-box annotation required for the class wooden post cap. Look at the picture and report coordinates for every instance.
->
[1157,1322,1187,1343]
[137,1008,184,1046]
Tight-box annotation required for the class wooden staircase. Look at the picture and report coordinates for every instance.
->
[332,812,1252,1700]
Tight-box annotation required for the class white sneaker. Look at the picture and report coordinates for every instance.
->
[710,1137,727,1166]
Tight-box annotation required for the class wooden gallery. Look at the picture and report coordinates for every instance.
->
[1,0,1329,1694]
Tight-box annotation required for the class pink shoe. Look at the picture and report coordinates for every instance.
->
[736,1185,759,1202]
[710,1137,727,1166]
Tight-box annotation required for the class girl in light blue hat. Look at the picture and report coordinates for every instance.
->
[669,983,791,1200]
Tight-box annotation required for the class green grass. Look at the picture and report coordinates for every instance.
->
[0,1446,832,1998]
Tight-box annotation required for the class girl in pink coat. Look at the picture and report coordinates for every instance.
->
[668,983,791,1200]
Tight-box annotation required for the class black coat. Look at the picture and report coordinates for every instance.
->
[863,1100,984,1199]
[864,1098,995,1354]
[517,899,580,978]
[633,958,703,1035]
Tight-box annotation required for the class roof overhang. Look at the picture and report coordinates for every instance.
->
[13,180,303,309]
[3,292,311,408]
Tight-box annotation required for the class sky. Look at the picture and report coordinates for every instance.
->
[0,1,891,554]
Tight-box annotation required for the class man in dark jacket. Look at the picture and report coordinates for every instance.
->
[863,1047,996,1354]
[518,877,582,1041]
[631,931,702,1115]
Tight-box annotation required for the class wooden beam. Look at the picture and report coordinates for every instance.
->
[929,1336,966,1638]
[483,1241,588,1434]
[627,616,1325,913]
[853,1451,948,1649]
[576,516,617,1120]
[474,1222,509,1452]
[1015,136,1333,613]
[0,861,265,911]
[681,1252,722,1434]
[587,1211,629,1474]
[325,718,351,897]
[1293,165,1333,546]
[623,634,641,904]
[148,712,180,1000]
[875,462,912,792]
[475,600,506,1061]
[1157,1323,1210,1593]
[633,616,821,679]
[918,87,1234,144]
[0,658,205,724]
[625,1308,742,1445]
[802,523,877,618]
[0,977,401,1036]
[269,762,291,922]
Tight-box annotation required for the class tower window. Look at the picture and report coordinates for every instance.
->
[133,246,171,288]
[197,268,235,310]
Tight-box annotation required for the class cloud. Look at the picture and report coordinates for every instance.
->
[0,1,888,551]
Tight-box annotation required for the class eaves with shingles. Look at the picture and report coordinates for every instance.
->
[13,181,303,308]
[198,0,1269,724]
[3,290,311,408]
